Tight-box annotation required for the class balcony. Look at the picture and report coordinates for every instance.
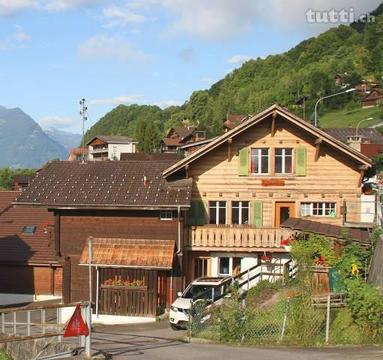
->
[187,225,294,251]
[90,147,109,155]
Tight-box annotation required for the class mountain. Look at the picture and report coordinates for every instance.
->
[84,3,383,144]
[0,106,68,168]
[44,128,82,152]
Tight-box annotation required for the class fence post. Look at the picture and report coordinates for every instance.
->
[85,302,92,357]
[27,311,31,337]
[325,294,331,343]
[188,300,192,343]
[247,269,250,290]
[280,298,289,342]
[13,312,16,335]
[2,313,5,334]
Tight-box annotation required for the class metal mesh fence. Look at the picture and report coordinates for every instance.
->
[188,294,378,345]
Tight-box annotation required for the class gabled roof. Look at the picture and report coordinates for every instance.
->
[323,128,383,145]
[171,126,194,140]
[163,104,372,178]
[0,191,56,265]
[15,160,192,209]
[86,135,137,146]
[223,114,249,130]
[120,152,180,162]
[79,238,175,269]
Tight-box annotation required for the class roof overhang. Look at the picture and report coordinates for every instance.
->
[79,238,175,269]
[163,104,372,178]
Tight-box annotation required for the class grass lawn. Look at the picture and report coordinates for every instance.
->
[319,106,383,128]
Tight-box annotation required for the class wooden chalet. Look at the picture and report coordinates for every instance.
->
[0,191,60,305]
[163,104,373,283]
[223,114,249,132]
[362,88,383,108]
[160,126,206,153]
[16,160,191,317]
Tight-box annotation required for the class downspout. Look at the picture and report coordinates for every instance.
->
[170,206,182,305]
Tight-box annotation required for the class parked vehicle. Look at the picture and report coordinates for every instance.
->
[169,276,232,330]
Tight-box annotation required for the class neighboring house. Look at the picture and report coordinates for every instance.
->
[323,128,383,158]
[223,114,249,132]
[13,175,32,191]
[16,160,191,317]
[160,126,206,153]
[180,138,215,156]
[87,136,138,161]
[163,104,373,283]
[361,88,383,108]
[67,147,88,162]
[0,191,60,306]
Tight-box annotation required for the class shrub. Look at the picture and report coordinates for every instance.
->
[331,308,366,344]
[345,278,383,341]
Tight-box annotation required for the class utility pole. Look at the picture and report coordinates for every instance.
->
[80,98,87,162]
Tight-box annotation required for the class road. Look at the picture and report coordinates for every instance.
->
[91,322,383,360]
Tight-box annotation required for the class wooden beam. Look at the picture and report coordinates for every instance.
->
[314,138,322,162]
[271,112,277,137]
[228,138,233,161]
[357,164,369,187]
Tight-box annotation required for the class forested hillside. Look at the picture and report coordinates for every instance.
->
[85,4,383,149]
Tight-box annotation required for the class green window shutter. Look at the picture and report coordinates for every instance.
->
[238,147,249,176]
[188,200,206,225]
[252,201,263,228]
[296,147,307,176]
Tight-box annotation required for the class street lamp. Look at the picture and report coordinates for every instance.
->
[356,117,374,138]
[314,88,356,127]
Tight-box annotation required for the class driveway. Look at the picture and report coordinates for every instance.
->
[91,322,383,360]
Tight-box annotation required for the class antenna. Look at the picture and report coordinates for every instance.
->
[80,98,87,162]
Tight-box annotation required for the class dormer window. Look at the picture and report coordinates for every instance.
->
[22,225,36,234]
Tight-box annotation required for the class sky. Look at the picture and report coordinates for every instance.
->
[0,0,381,134]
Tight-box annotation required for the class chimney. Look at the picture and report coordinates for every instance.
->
[347,136,363,152]
[143,175,147,187]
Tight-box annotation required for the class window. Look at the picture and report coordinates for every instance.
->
[250,148,269,174]
[275,148,293,174]
[160,211,173,220]
[209,201,227,224]
[300,202,336,217]
[219,257,230,275]
[218,257,242,276]
[194,257,210,278]
[22,225,36,234]
[232,201,249,224]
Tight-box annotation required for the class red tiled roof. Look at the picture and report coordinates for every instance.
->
[15,161,192,208]
[323,128,383,145]
[0,191,20,214]
[0,191,56,264]
[79,238,175,269]
[120,153,181,162]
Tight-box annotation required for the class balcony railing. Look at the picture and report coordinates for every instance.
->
[90,147,109,154]
[188,225,294,250]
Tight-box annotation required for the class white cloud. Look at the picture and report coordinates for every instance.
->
[41,0,102,11]
[127,0,381,39]
[78,34,151,62]
[88,95,143,106]
[0,0,102,15]
[102,4,146,28]
[227,55,251,65]
[14,26,31,42]
[39,115,77,128]
[0,0,38,15]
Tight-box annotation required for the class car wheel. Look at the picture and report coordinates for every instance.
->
[170,323,181,330]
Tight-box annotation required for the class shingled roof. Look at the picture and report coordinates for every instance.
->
[323,128,383,145]
[15,161,192,209]
[0,191,56,265]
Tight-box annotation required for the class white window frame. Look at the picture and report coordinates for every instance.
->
[209,201,227,225]
[275,148,293,174]
[232,201,249,225]
[300,202,336,217]
[160,211,173,221]
[250,148,269,175]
